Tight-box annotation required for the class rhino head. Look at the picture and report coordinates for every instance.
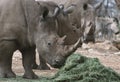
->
[81,2,102,43]
[34,4,80,68]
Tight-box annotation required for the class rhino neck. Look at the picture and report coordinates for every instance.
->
[56,17,80,45]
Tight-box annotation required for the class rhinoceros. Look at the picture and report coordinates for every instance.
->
[0,0,80,79]
[32,0,102,70]
[30,1,82,70]
[47,0,102,42]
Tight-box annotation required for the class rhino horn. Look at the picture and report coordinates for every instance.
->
[61,35,67,40]
[64,38,81,57]
[58,35,67,44]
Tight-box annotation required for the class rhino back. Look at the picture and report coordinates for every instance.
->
[0,0,34,48]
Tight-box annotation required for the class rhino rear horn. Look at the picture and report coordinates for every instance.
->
[64,4,76,14]
[60,35,67,41]
[58,35,67,44]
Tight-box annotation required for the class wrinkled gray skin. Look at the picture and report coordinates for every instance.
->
[48,0,101,42]
[0,0,80,79]
[95,17,120,41]
[32,0,102,70]
[63,0,102,43]
[31,1,82,70]
[33,0,103,70]
[65,0,90,39]
[49,0,97,43]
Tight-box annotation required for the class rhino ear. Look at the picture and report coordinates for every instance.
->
[59,4,64,10]
[53,7,60,17]
[64,4,76,15]
[42,7,49,19]
[83,3,94,10]
[83,3,88,10]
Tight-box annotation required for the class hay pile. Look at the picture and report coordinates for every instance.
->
[0,54,120,82]
[51,54,120,82]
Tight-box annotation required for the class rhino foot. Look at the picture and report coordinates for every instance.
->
[0,71,16,78]
[37,64,50,70]
[23,72,38,79]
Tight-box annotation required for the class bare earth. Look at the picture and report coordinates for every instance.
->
[12,41,120,77]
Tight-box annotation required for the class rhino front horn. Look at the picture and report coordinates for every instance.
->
[64,38,81,57]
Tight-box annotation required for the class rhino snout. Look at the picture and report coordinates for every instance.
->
[51,59,65,68]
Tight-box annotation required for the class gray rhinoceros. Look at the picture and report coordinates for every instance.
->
[0,0,80,79]
[33,1,102,70]
[45,0,102,42]
[31,1,82,70]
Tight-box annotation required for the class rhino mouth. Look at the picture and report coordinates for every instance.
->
[52,63,64,68]
[51,60,65,68]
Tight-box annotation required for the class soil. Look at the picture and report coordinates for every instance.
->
[12,40,120,77]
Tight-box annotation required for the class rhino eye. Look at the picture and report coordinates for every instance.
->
[73,29,76,32]
[47,42,51,46]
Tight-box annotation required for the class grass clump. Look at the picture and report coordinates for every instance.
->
[52,54,120,82]
[0,54,120,82]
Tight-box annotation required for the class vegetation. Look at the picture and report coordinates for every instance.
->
[53,54,120,82]
[0,54,120,82]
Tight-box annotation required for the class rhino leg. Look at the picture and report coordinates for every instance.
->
[0,41,16,78]
[31,52,39,69]
[20,48,38,79]
[38,55,50,70]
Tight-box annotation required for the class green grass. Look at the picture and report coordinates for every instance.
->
[0,76,51,82]
[52,54,120,82]
[0,54,120,82]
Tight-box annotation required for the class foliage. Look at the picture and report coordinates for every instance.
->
[0,54,120,82]
[52,54,120,82]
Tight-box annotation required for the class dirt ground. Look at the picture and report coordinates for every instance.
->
[12,40,120,77]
